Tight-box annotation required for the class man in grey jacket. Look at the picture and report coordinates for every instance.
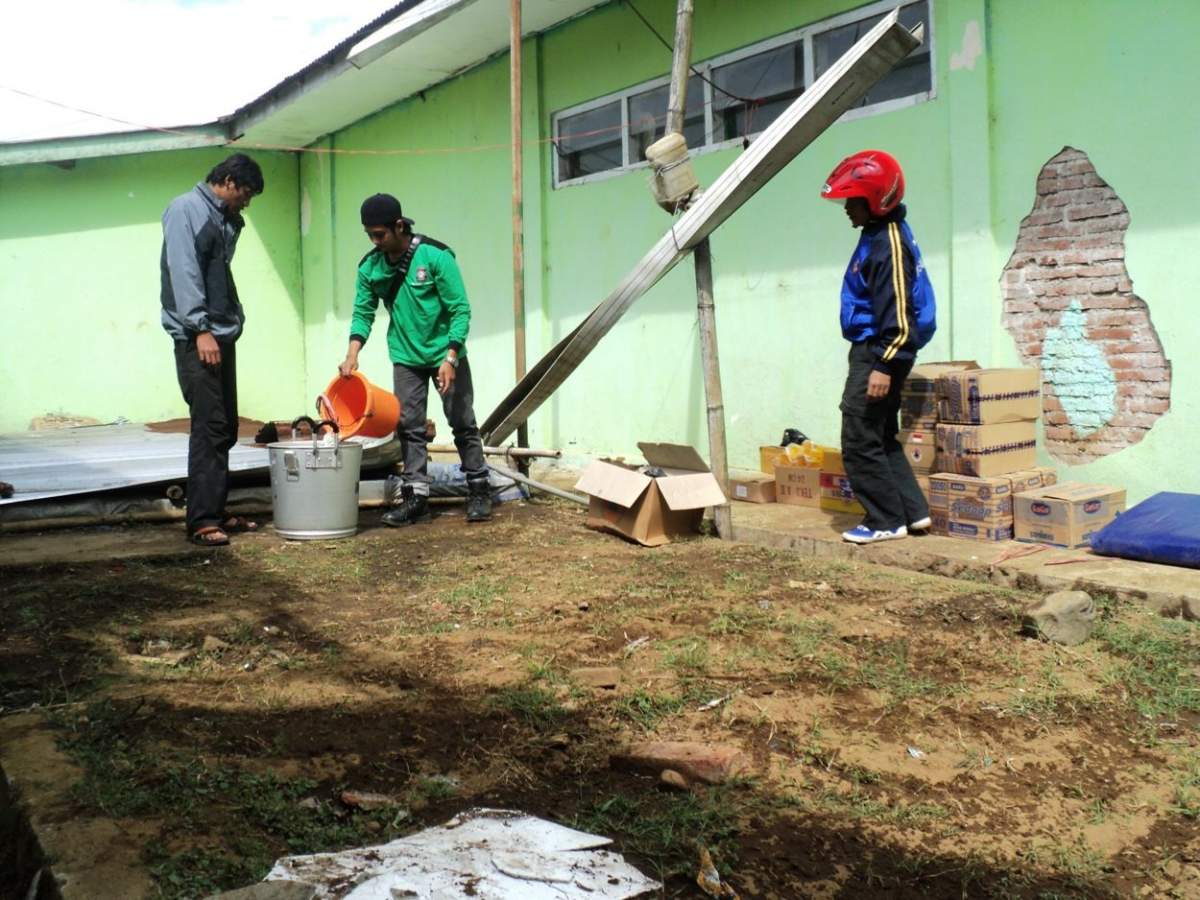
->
[160,153,263,546]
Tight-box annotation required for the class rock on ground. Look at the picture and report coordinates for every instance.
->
[1023,590,1096,646]
[611,741,749,785]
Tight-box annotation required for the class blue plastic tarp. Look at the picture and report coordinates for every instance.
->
[1089,491,1200,568]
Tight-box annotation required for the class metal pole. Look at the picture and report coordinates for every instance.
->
[665,0,731,539]
[488,463,589,506]
[427,444,561,459]
[510,0,530,458]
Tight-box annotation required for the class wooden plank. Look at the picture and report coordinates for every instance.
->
[481,11,923,444]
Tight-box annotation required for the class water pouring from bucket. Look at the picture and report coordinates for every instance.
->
[317,371,401,439]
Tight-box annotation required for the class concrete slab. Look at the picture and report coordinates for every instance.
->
[729,502,1200,619]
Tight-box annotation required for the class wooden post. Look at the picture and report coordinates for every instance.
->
[666,0,694,135]
[693,237,731,536]
[665,0,731,538]
[510,0,529,458]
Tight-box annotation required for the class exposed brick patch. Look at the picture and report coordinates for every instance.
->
[1000,147,1171,465]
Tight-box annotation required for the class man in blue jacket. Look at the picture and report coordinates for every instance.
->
[160,154,264,546]
[821,150,936,544]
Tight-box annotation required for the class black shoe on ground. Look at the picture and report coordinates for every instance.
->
[382,487,433,527]
[466,478,492,523]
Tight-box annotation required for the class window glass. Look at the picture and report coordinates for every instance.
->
[711,42,804,143]
[555,100,623,181]
[813,1,930,108]
[627,75,705,162]
[552,2,935,185]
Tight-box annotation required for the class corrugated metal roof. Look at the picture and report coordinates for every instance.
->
[0,423,398,505]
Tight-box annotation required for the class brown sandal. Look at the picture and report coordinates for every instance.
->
[190,526,230,546]
[220,516,259,533]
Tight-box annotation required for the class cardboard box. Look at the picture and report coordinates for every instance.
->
[815,447,863,513]
[774,464,820,508]
[916,474,931,506]
[1008,466,1058,495]
[936,421,1037,477]
[730,470,776,504]
[821,447,848,477]
[901,411,938,432]
[759,442,825,474]
[1013,483,1126,548]
[928,473,1014,520]
[760,445,789,474]
[819,472,864,514]
[900,361,980,429]
[931,511,1014,542]
[898,428,936,474]
[905,360,982,395]
[575,443,727,547]
[937,368,1041,424]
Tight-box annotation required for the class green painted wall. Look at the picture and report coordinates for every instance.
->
[297,53,537,428]
[5,0,1192,506]
[0,149,304,432]
[533,0,954,463]
[986,0,1200,499]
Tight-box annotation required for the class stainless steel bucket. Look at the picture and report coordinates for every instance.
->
[268,417,363,540]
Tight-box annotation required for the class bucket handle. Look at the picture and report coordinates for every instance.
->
[316,393,337,423]
[315,419,341,452]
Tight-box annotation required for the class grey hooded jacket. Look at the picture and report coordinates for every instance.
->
[160,182,245,342]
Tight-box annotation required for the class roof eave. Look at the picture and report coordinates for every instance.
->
[0,125,231,168]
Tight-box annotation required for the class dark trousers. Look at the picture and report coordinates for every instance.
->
[174,339,239,535]
[393,357,487,495]
[840,342,928,531]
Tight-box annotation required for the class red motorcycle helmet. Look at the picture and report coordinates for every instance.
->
[820,149,905,217]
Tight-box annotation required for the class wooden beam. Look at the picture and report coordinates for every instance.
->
[481,12,923,444]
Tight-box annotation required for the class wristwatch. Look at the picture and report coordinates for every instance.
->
[445,353,459,369]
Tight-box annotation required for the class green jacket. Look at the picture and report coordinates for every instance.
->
[349,237,470,368]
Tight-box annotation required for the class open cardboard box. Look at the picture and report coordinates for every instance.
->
[574,442,727,547]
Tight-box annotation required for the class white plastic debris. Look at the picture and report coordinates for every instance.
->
[264,808,660,899]
[906,746,927,760]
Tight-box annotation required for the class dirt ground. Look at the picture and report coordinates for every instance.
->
[1,499,1198,899]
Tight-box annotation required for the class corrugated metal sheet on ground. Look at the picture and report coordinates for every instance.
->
[0,423,399,505]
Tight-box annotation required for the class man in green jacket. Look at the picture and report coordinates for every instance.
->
[338,194,491,525]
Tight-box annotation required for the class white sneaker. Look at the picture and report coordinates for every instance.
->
[909,517,932,532]
[842,524,908,544]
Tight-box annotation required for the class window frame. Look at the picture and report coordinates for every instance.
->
[550,0,936,189]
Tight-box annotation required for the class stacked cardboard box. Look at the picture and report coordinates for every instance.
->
[928,467,1057,542]
[899,362,980,507]
[929,367,1045,541]
[763,442,826,509]
[934,368,1041,477]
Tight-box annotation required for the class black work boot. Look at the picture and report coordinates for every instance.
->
[466,477,492,523]
[382,485,433,527]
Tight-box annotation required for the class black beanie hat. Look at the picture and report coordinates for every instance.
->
[360,193,415,228]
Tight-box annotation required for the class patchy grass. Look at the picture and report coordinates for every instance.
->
[573,787,742,884]
[3,503,1197,899]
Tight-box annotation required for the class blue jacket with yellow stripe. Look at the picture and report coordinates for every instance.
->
[839,204,936,374]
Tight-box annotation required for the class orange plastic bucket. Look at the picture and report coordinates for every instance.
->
[318,371,401,439]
